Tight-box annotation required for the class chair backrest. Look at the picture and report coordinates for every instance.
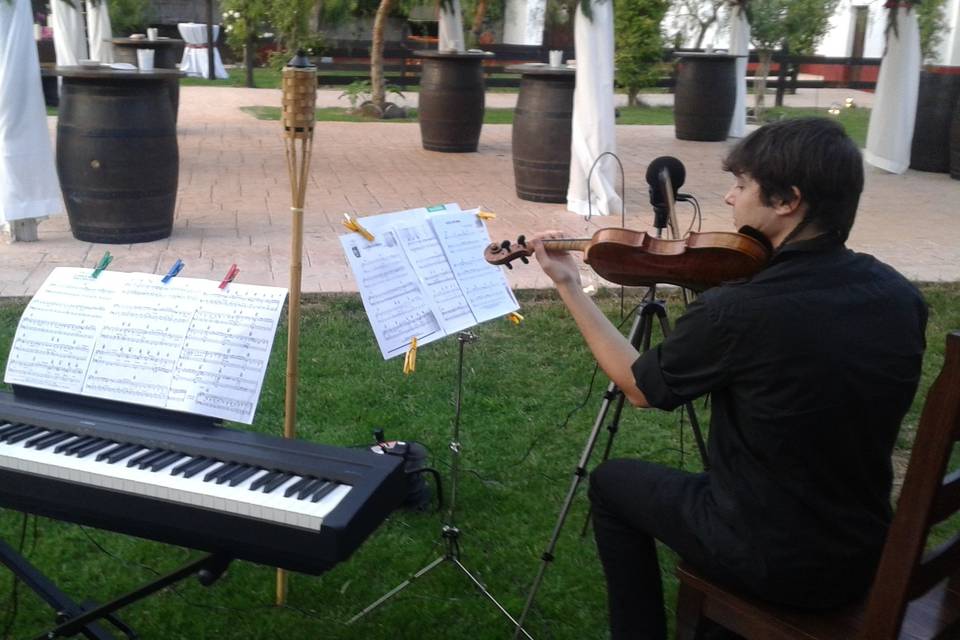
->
[858,331,960,639]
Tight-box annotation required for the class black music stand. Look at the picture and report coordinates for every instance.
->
[347,332,533,640]
[0,529,230,640]
[511,285,709,639]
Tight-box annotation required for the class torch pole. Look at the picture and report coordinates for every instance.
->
[278,51,317,606]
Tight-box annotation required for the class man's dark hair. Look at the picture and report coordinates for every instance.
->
[722,118,864,243]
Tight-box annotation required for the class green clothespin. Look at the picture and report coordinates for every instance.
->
[92,252,113,279]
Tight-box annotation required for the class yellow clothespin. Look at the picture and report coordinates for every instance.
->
[476,209,496,221]
[342,213,374,242]
[507,311,524,325]
[402,337,418,375]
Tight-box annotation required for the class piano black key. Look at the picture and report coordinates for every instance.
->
[53,436,84,454]
[105,443,141,463]
[249,471,279,492]
[5,426,45,445]
[311,482,338,503]
[204,462,235,483]
[136,449,171,470]
[182,458,217,479]
[215,464,249,485]
[228,466,261,487]
[296,478,325,500]
[74,439,113,459]
[95,443,128,462]
[171,456,204,476]
[62,436,96,455]
[261,473,294,494]
[284,476,313,498]
[34,432,74,451]
[26,430,62,448]
[127,448,163,468]
[0,424,32,442]
[149,451,183,472]
[0,422,23,437]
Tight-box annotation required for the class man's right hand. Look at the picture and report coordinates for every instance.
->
[530,231,582,290]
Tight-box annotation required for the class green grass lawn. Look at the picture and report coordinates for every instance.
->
[1,284,958,639]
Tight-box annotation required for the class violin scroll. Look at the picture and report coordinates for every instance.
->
[484,235,532,269]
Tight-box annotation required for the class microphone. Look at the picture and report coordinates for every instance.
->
[645,156,687,232]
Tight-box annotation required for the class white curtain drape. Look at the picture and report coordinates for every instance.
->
[86,0,114,63]
[728,5,749,138]
[438,0,465,52]
[566,0,621,217]
[0,0,64,224]
[864,9,921,174]
[50,0,87,66]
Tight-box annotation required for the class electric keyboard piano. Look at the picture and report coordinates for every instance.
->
[0,388,407,576]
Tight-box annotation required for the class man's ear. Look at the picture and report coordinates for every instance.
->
[773,186,804,217]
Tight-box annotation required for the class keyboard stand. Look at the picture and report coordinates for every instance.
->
[0,533,232,640]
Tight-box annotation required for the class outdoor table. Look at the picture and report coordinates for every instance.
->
[506,63,575,203]
[112,37,185,117]
[54,66,183,243]
[414,50,494,152]
[176,22,228,79]
[673,52,741,141]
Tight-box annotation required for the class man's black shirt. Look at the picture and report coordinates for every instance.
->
[631,234,928,607]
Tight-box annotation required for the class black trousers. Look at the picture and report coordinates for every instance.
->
[588,458,744,640]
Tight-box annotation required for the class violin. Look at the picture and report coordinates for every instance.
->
[484,227,772,291]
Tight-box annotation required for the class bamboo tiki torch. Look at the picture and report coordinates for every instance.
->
[278,50,317,605]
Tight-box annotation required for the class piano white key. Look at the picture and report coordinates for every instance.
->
[0,436,349,531]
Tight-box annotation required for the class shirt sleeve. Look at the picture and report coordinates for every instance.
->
[631,296,731,411]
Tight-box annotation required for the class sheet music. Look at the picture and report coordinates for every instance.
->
[430,209,519,323]
[340,230,444,359]
[4,268,286,424]
[341,204,518,359]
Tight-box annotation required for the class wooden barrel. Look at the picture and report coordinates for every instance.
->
[674,53,739,142]
[416,51,490,152]
[56,69,180,243]
[509,65,575,202]
[951,99,960,180]
[911,67,960,173]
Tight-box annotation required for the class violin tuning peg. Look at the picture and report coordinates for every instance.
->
[520,257,529,264]
[504,263,513,270]
[517,234,526,247]
[500,239,512,251]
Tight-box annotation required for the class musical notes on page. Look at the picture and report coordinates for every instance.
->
[4,267,286,424]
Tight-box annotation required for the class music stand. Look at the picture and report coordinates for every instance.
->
[348,332,533,640]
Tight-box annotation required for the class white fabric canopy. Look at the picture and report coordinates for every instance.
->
[178,23,228,79]
[86,0,114,63]
[438,0,465,52]
[50,0,87,66]
[566,1,621,217]
[864,9,921,174]
[728,6,749,138]
[0,0,63,224]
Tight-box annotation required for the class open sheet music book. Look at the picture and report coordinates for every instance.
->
[340,204,519,359]
[4,268,287,424]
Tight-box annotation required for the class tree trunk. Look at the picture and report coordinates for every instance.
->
[755,49,773,122]
[244,31,256,88]
[628,87,639,107]
[470,0,487,46]
[370,0,395,110]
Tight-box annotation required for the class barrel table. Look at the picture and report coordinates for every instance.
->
[674,53,741,141]
[506,63,575,203]
[414,50,494,152]
[112,37,185,117]
[55,67,183,243]
[910,67,960,173]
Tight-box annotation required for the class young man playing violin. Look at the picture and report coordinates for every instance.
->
[530,118,928,640]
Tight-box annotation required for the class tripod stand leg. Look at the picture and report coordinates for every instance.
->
[346,554,446,625]
[452,559,534,640]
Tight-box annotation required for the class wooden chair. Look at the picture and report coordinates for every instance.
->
[675,331,960,640]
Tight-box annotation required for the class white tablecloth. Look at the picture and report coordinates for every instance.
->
[177,22,227,79]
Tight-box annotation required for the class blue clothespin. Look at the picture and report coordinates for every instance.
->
[91,252,113,279]
[161,259,184,284]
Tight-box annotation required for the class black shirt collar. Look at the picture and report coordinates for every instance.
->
[772,232,844,264]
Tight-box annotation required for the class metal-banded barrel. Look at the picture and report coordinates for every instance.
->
[508,64,575,203]
[415,50,492,153]
[911,67,960,173]
[56,68,181,243]
[674,53,740,142]
[111,38,185,119]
